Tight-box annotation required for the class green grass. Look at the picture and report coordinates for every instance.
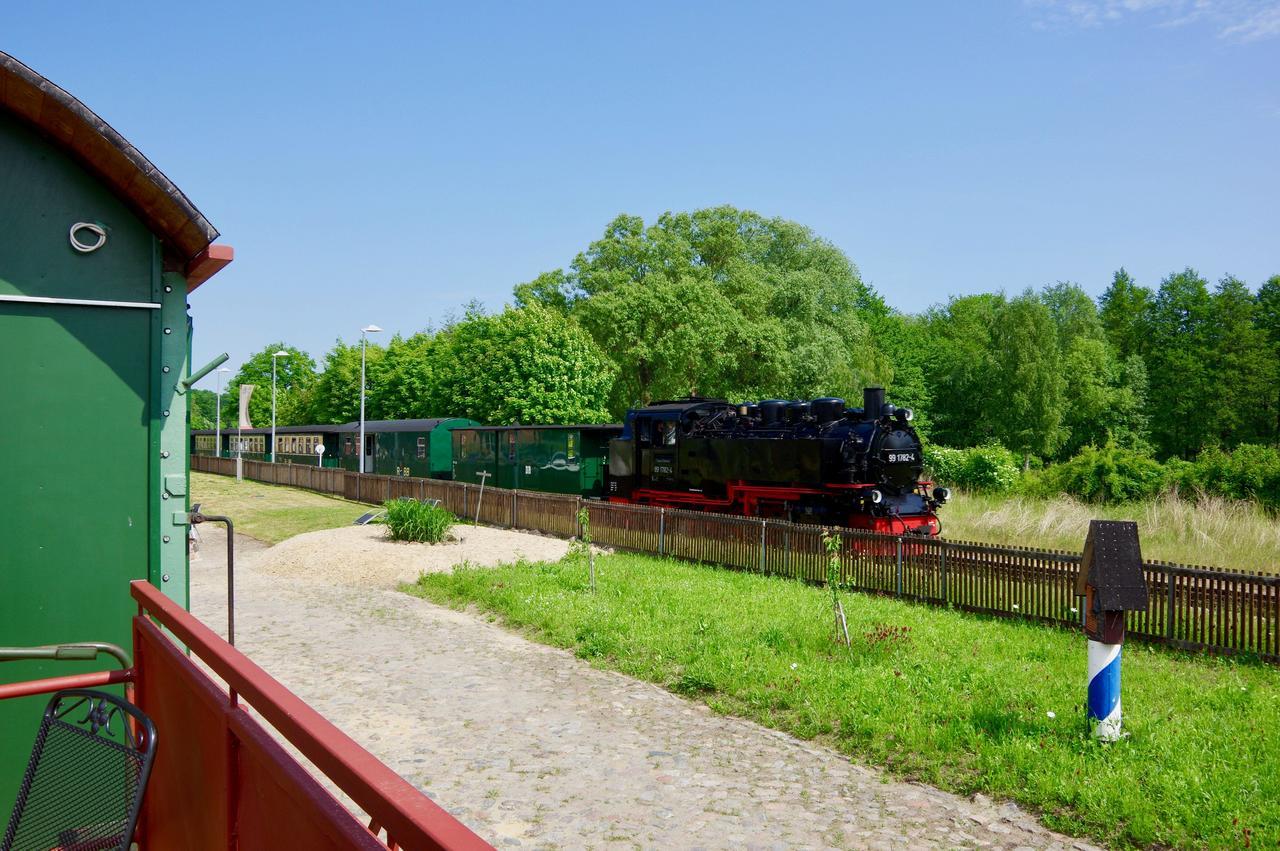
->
[944,490,1280,574]
[404,552,1280,849]
[191,472,368,544]
[383,498,455,542]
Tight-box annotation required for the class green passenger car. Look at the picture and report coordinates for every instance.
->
[0,52,233,812]
[338,418,480,479]
[190,425,344,466]
[452,425,621,497]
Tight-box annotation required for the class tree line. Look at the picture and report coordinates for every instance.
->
[193,205,1280,475]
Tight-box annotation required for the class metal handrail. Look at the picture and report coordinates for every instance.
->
[129,580,491,851]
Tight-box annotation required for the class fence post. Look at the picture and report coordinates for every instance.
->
[658,508,665,556]
[759,519,767,573]
[895,537,903,597]
[511,489,517,528]
[783,527,790,578]
[1165,564,1176,641]
[576,498,583,538]
[940,545,948,604]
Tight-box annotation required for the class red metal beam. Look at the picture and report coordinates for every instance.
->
[130,580,491,851]
[0,668,133,701]
[185,243,234,292]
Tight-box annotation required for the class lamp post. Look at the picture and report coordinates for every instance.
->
[271,350,288,463]
[214,366,231,457]
[359,325,382,474]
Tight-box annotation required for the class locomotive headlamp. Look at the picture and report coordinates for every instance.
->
[869,489,883,504]
[932,487,950,503]
[895,408,914,423]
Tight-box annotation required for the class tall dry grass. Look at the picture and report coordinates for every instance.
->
[943,490,1280,573]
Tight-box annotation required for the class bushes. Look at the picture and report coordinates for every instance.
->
[924,443,1019,492]
[1170,444,1280,511]
[1028,445,1167,503]
[383,499,455,543]
[933,441,1280,510]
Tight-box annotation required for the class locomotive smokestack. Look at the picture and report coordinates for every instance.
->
[863,387,885,420]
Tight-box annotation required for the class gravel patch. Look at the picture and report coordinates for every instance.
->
[254,523,573,587]
[191,524,1098,849]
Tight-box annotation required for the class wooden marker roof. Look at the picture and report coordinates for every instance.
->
[0,51,231,290]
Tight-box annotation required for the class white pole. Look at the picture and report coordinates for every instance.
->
[271,357,277,464]
[1087,640,1124,741]
[359,332,366,474]
[215,368,224,457]
[271,350,287,464]
[358,325,382,475]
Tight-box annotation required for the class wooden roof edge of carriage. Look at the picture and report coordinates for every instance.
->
[0,51,232,292]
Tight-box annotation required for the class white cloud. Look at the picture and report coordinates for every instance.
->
[1027,0,1280,40]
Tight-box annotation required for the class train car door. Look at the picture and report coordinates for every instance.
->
[364,433,376,474]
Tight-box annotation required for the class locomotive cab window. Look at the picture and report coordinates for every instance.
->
[417,436,427,460]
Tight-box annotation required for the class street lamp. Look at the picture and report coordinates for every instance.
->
[271,349,288,463]
[214,366,231,457]
[359,325,382,474]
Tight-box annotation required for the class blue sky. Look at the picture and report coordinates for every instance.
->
[7,1,1278,378]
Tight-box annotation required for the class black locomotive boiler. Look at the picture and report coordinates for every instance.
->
[605,387,947,534]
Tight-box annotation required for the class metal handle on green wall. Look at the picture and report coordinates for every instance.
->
[176,352,230,395]
[0,642,132,669]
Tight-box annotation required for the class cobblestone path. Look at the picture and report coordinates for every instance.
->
[190,528,1100,850]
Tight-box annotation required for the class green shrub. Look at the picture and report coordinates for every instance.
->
[383,499,455,543]
[1173,444,1280,511]
[922,444,965,485]
[1031,445,1166,503]
[926,443,1019,493]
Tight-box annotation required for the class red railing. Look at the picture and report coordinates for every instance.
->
[128,579,492,851]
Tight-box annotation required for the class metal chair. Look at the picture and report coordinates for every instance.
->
[2,689,156,851]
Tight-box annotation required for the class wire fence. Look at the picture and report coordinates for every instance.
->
[193,454,1280,662]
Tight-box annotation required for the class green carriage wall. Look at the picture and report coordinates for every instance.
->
[451,426,618,496]
[0,111,197,811]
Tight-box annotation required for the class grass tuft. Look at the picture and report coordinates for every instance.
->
[403,552,1280,850]
[383,499,455,543]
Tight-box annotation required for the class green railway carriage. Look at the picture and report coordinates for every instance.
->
[451,425,621,496]
[0,52,233,812]
[338,417,480,479]
[190,425,344,466]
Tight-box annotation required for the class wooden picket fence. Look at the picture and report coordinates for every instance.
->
[193,454,1280,662]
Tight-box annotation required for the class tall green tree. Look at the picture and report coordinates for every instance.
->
[368,332,443,420]
[433,304,615,424]
[990,291,1066,467]
[223,343,318,428]
[1146,269,1213,458]
[308,339,385,424]
[1256,275,1280,443]
[516,206,887,415]
[1206,276,1276,446]
[1040,282,1148,456]
[1099,268,1153,360]
[188,388,217,430]
[918,293,1005,447]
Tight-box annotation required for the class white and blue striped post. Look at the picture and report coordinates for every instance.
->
[1086,638,1123,741]
[1076,520,1147,743]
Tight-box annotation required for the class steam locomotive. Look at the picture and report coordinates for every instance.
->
[605,387,947,534]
